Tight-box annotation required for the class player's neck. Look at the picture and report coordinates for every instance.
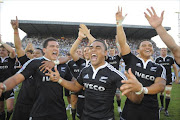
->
[92,61,106,70]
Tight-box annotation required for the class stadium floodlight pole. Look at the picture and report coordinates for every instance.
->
[175,11,180,46]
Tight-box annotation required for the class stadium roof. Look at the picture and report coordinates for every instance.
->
[18,20,171,40]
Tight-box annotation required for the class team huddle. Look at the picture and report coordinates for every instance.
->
[0,6,180,120]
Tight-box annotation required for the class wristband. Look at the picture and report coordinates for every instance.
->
[58,78,62,84]
[135,85,143,95]
[116,20,123,27]
[2,83,7,93]
[77,37,82,41]
[53,60,60,65]
[14,32,19,34]
[143,87,148,94]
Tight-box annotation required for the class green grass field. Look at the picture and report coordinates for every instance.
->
[12,83,180,120]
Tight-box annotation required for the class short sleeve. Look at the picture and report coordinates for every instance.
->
[18,59,39,80]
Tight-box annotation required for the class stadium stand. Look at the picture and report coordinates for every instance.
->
[17,20,170,58]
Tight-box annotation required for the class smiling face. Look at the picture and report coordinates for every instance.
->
[43,41,59,61]
[137,41,154,61]
[76,48,83,58]
[33,49,43,58]
[0,46,9,58]
[89,41,107,69]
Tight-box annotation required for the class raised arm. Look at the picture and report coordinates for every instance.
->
[70,28,86,61]
[144,7,180,64]
[0,34,16,58]
[11,16,25,58]
[116,7,130,56]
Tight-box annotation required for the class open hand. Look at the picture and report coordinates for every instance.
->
[120,68,142,95]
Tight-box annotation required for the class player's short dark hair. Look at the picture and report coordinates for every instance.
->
[110,47,114,49]
[35,48,44,55]
[43,37,58,48]
[26,50,34,54]
[66,52,70,56]
[93,39,107,51]
[0,45,5,49]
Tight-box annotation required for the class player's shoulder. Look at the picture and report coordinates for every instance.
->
[166,55,174,60]
[150,61,165,70]
[155,56,162,60]
[106,63,127,79]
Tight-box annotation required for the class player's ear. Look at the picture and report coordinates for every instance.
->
[43,48,46,54]
[104,50,108,56]
[136,49,140,54]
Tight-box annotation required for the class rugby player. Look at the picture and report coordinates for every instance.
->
[0,38,72,120]
[46,39,144,120]
[0,34,16,120]
[155,48,179,116]
[116,7,166,120]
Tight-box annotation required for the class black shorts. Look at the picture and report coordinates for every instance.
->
[0,90,14,101]
[12,102,33,120]
[29,114,67,120]
[76,97,85,119]
[122,105,159,120]
[166,75,172,85]
[64,88,70,97]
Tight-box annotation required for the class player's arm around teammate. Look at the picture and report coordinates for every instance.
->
[144,7,180,65]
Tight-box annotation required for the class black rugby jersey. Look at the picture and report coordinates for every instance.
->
[67,58,86,78]
[155,56,174,77]
[122,52,166,109]
[19,57,72,118]
[18,54,30,65]
[0,56,16,82]
[16,55,35,105]
[106,55,121,70]
[77,62,127,119]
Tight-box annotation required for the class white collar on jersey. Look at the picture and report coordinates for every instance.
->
[91,62,108,79]
[85,59,90,67]
[160,55,169,61]
[0,56,9,63]
[43,56,51,61]
[138,57,152,69]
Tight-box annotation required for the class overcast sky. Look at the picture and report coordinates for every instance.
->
[0,0,180,48]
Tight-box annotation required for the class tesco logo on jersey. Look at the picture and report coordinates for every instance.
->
[84,83,105,91]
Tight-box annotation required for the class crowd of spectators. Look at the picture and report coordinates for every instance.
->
[21,36,160,58]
